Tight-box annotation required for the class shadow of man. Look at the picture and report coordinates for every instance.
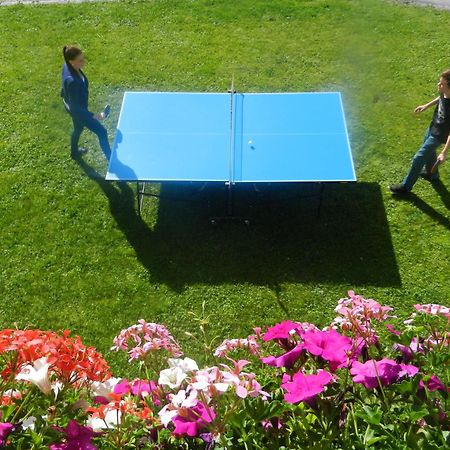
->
[431,179,450,211]
[393,188,450,231]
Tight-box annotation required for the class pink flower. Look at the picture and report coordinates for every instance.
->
[113,379,131,395]
[331,291,393,343]
[111,320,182,362]
[0,423,14,446]
[263,321,301,342]
[413,303,450,319]
[301,329,353,370]
[419,375,448,392]
[261,418,284,430]
[131,379,155,397]
[350,359,418,389]
[172,402,216,437]
[394,338,424,363]
[281,370,333,404]
[214,336,260,358]
[261,344,304,369]
[386,324,401,336]
[93,396,110,405]
[50,420,101,450]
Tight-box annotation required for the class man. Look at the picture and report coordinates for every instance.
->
[390,69,450,194]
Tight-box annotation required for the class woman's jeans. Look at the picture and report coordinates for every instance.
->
[70,113,111,160]
[402,127,440,191]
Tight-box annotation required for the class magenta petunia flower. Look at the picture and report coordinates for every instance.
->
[50,420,101,450]
[131,379,155,397]
[261,343,304,369]
[393,338,425,363]
[301,329,353,370]
[172,402,216,437]
[93,396,110,405]
[0,423,14,446]
[350,359,418,389]
[113,379,132,395]
[281,370,333,404]
[263,321,301,342]
[419,375,448,392]
[427,375,447,392]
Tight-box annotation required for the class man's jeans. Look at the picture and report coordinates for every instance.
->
[402,127,440,191]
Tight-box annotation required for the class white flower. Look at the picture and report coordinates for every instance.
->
[170,389,187,407]
[52,381,64,400]
[213,382,229,393]
[87,408,122,431]
[21,416,37,431]
[170,388,198,408]
[158,405,179,427]
[3,389,21,400]
[191,374,210,391]
[168,357,199,373]
[16,357,52,395]
[158,367,187,389]
[90,377,122,397]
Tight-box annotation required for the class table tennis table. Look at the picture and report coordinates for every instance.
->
[106,90,356,222]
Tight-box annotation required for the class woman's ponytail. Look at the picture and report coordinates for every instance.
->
[63,45,68,62]
[63,45,82,65]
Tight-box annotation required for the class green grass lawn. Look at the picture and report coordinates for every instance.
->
[0,0,449,374]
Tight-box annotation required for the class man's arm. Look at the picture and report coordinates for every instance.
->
[438,134,450,163]
[414,96,439,113]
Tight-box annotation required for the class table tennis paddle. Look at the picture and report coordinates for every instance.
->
[102,104,111,119]
[430,157,444,174]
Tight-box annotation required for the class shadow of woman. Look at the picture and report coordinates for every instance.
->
[74,157,161,280]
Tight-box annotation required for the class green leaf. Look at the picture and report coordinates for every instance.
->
[355,405,383,425]
[408,404,429,422]
[364,426,386,447]
[391,377,420,395]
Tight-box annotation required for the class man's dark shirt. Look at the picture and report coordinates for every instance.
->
[430,94,450,143]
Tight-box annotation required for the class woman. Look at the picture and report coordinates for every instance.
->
[61,45,111,160]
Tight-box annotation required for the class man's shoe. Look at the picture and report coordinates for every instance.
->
[389,184,410,195]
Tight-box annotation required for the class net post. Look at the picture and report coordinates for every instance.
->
[317,182,325,218]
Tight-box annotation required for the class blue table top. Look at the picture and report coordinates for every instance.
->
[106,91,356,183]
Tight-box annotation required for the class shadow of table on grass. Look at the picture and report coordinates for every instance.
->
[76,159,401,292]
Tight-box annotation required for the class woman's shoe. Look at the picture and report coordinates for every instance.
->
[71,147,88,158]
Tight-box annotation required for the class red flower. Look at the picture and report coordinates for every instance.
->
[0,329,110,384]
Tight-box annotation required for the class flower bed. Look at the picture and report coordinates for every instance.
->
[0,292,448,449]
